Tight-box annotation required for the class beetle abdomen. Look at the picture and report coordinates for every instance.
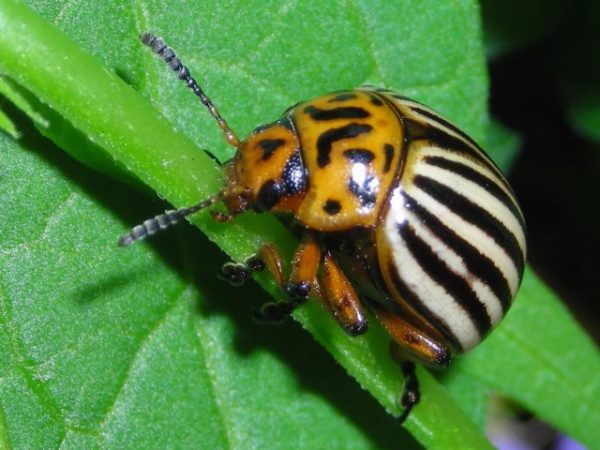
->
[375,95,526,352]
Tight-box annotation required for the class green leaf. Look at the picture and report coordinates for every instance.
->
[1,1,598,449]
[1,129,417,449]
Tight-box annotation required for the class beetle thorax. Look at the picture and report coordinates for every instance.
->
[222,119,307,216]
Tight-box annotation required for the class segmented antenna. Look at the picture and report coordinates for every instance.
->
[118,192,223,247]
[141,32,240,147]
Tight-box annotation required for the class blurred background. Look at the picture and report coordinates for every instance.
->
[483,0,599,341]
[482,1,599,448]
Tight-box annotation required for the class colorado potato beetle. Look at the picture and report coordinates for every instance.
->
[120,33,527,422]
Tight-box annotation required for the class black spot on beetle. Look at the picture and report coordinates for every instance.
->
[349,176,377,210]
[343,148,375,164]
[256,179,282,211]
[323,199,342,215]
[258,138,286,161]
[383,144,394,173]
[281,151,307,195]
[365,92,384,106]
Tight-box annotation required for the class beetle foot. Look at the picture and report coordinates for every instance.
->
[252,293,306,325]
[218,255,265,287]
[396,361,419,424]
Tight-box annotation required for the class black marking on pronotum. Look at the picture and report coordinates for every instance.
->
[414,176,525,274]
[349,175,378,210]
[399,224,492,337]
[386,262,463,351]
[343,148,375,164]
[404,192,513,312]
[281,151,307,195]
[304,105,370,121]
[323,199,342,215]
[317,123,372,168]
[258,138,286,161]
[329,93,358,103]
[383,144,394,173]
[255,179,282,211]
[424,156,526,230]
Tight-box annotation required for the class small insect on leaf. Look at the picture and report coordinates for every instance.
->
[121,33,527,423]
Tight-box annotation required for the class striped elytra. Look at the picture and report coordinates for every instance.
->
[122,34,527,422]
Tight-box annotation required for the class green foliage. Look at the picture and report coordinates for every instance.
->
[0,1,598,449]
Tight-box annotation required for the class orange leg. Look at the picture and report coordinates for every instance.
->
[369,304,452,423]
[219,234,322,324]
[319,251,368,336]
[370,303,451,369]
[287,232,321,299]
[256,243,285,287]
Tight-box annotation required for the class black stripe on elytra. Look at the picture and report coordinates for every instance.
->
[304,105,370,121]
[414,176,525,275]
[404,192,513,312]
[410,106,500,169]
[383,144,394,173]
[258,138,286,161]
[412,120,503,178]
[400,224,492,338]
[317,123,372,168]
[328,93,358,103]
[424,155,526,230]
[343,148,375,164]
[387,262,463,351]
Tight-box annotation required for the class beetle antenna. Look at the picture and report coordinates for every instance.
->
[141,32,240,148]
[118,192,223,247]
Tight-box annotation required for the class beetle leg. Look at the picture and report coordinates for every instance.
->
[257,243,286,288]
[286,232,321,300]
[389,351,419,425]
[370,303,451,369]
[253,235,321,324]
[218,254,266,287]
[319,251,369,336]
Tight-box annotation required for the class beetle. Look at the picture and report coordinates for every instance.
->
[120,33,527,422]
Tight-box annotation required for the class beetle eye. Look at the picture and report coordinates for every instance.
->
[255,179,282,211]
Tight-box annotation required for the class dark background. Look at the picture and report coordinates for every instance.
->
[483,0,600,343]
